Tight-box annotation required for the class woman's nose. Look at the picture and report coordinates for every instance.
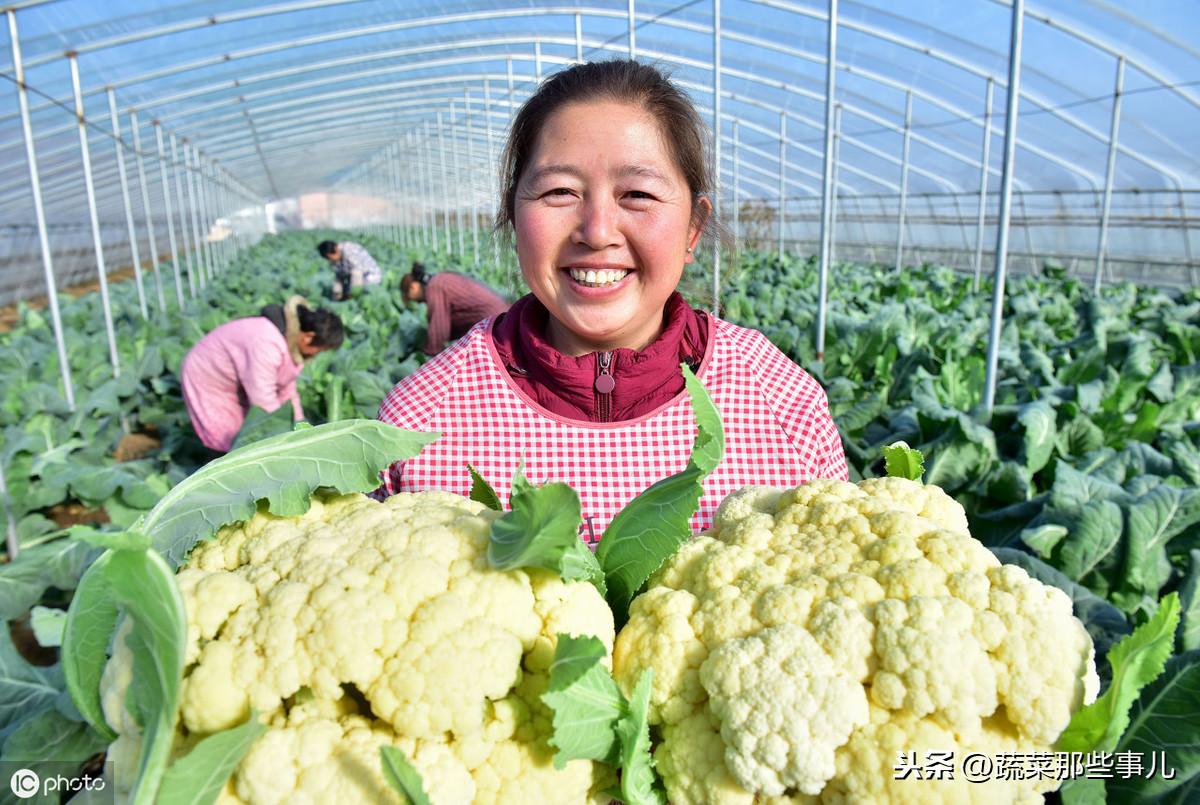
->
[573,195,623,250]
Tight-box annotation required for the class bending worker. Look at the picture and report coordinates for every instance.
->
[181,296,344,453]
[317,239,384,300]
[401,262,509,355]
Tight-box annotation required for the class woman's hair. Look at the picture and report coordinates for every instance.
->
[316,240,338,258]
[297,305,344,349]
[496,60,717,239]
[399,273,419,297]
[401,261,429,297]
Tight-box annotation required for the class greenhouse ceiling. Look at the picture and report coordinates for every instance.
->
[1,0,1198,299]
[3,0,1198,201]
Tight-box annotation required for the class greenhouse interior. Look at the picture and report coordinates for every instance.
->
[0,1,1197,803]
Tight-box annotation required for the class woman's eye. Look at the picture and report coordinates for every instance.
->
[544,188,573,197]
[626,190,653,200]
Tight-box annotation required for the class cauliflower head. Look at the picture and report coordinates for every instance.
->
[613,477,1099,805]
[101,491,615,805]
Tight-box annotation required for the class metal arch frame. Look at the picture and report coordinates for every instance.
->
[2,72,981,244]
[147,46,979,200]
[2,4,1186,203]
[717,31,1045,189]
[0,2,672,127]
[0,56,1152,291]
[0,140,247,235]
[747,0,1190,191]
[115,38,1081,196]
[2,0,1193,315]
[726,109,896,196]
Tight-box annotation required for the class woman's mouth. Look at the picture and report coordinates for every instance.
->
[567,267,631,288]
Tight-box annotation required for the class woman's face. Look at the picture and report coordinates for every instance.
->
[513,100,708,356]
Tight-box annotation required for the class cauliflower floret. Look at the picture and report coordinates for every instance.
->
[613,475,1098,805]
[99,491,616,805]
[699,623,869,796]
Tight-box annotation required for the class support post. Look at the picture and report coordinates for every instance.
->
[69,53,120,378]
[1093,56,1124,293]
[778,111,786,259]
[712,0,722,313]
[9,10,75,410]
[132,111,166,312]
[466,89,479,266]
[575,13,583,63]
[392,142,403,246]
[450,101,465,257]
[982,0,1025,415]
[196,154,215,278]
[814,0,838,362]
[831,104,842,266]
[108,88,147,319]
[973,78,994,292]
[628,0,636,59]
[155,122,186,306]
[170,133,197,297]
[485,78,499,267]
[183,142,207,289]
[732,119,740,251]
[895,90,912,273]
[437,111,451,254]
[427,118,441,251]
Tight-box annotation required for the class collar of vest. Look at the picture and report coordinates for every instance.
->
[491,292,708,421]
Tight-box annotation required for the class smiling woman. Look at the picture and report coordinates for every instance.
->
[376,60,848,544]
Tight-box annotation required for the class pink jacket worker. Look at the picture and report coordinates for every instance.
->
[181,296,344,452]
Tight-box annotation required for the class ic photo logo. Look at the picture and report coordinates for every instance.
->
[9,769,39,799]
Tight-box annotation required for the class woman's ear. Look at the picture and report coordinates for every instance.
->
[298,330,321,356]
[686,197,713,261]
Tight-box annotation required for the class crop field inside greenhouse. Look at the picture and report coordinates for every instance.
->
[0,2,1198,805]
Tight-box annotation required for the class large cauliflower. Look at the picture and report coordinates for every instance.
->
[101,490,616,804]
[612,476,1100,804]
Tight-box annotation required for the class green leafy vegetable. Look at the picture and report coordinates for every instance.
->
[0,708,110,802]
[229,404,296,450]
[597,366,724,622]
[1106,651,1200,801]
[882,441,925,481]
[61,545,188,804]
[488,468,605,593]
[541,635,625,768]
[468,463,503,511]
[0,539,98,621]
[614,668,664,805]
[0,627,63,734]
[142,420,440,565]
[1057,592,1181,753]
[105,549,188,804]
[380,745,432,805]
[157,714,268,805]
[1181,550,1200,653]
[60,552,120,741]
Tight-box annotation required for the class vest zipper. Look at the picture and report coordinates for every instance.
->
[595,351,614,422]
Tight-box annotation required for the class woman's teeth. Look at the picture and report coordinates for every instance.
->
[569,268,630,287]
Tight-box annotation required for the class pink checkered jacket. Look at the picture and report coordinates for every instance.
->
[377,315,848,545]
